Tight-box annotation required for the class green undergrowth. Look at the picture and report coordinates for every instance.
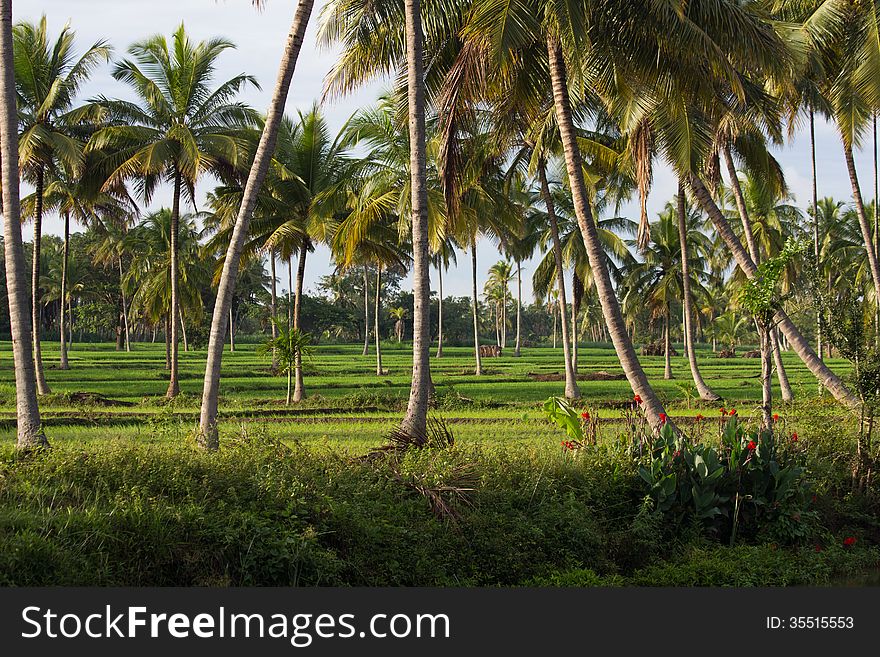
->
[0,421,877,586]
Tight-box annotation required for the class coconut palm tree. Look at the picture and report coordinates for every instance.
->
[0,0,47,448]
[88,23,257,399]
[124,209,210,377]
[675,182,721,401]
[13,16,110,393]
[486,260,514,348]
[389,306,407,343]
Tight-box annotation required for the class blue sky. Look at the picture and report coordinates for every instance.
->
[10,0,878,304]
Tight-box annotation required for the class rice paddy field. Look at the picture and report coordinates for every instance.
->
[0,340,851,449]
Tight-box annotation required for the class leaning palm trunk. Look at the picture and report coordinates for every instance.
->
[59,211,70,369]
[399,0,432,437]
[198,0,315,449]
[436,265,444,357]
[0,0,47,449]
[687,172,858,408]
[31,166,51,394]
[375,264,383,375]
[227,306,234,352]
[166,171,182,398]
[843,141,880,308]
[539,159,580,399]
[771,328,793,402]
[470,241,482,375]
[293,240,307,402]
[676,183,719,400]
[810,109,822,362]
[547,37,662,425]
[514,260,522,357]
[363,264,371,357]
[723,145,792,401]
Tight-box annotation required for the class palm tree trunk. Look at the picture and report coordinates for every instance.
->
[514,260,522,357]
[664,309,673,380]
[270,250,278,369]
[166,169,182,398]
[843,141,880,306]
[0,0,47,448]
[553,305,557,349]
[288,256,293,329]
[722,145,761,266]
[495,303,501,346]
[180,307,189,352]
[723,144,793,401]
[197,0,315,449]
[686,171,859,408]
[119,257,131,352]
[547,37,659,421]
[31,165,51,394]
[436,265,444,357]
[539,159,580,398]
[164,314,171,371]
[363,264,371,357]
[375,263,383,375]
[227,305,234,352]
[59,210,70,369]
[810,108,822,363]
[471,241,483,375]
[286,368,292,406]
[874,113,879,347]
[760,324,773,430]
[677,181,719,400]
[572,272,582,373]
[771,328,793,402]
[399,0,432,437]
[293,239,307,402]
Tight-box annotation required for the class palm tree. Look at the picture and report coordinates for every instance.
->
[262,318,311,405]
[89,23,257,400]
[486,261,514,348]
[198,0,315,448]
[389,306,407,343]
[125,209,210,377]
[259,108,354,401]
[0,0,47,449]
[13,16,110,393]
[675,183,720,400]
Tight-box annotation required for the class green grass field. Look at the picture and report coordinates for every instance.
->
[0,340,852,449]
[2,340,878,587]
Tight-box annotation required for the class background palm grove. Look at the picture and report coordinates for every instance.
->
[1,0,880,586]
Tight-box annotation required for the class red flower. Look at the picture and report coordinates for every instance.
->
[772,413,779,422]
[659,412,668,425]
[815,544,823,553]
[843,536,857,547]
[728,408,737,416]
[719,407,727,415]
[747,440,757,450]
[581,411,591,421]
[695,413,705,422]
[673,450,681,458]
[633,394,643,404]
[791,431,799,442]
